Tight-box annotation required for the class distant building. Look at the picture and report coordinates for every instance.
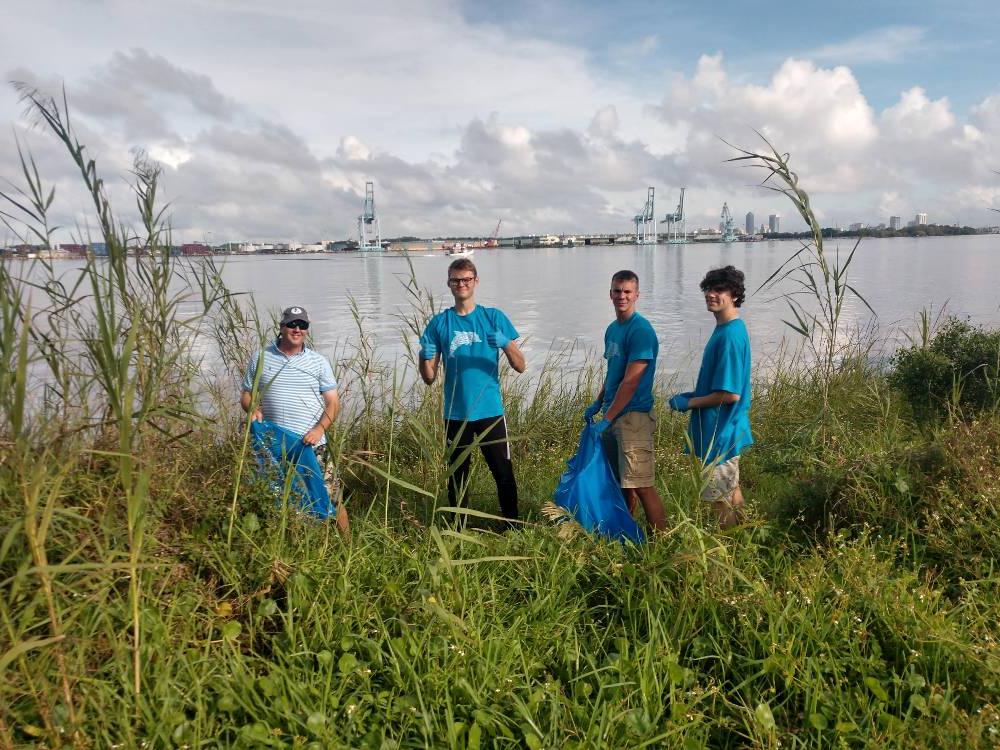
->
[180,243,212,256]
[849,222,863,232]
[915,212,928,225]
[745,212,754,235]
[889,216,901,231]
[768,214,780,233]
[90,242,109,256]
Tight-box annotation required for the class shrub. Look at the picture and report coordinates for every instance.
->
[890,317,1000,420]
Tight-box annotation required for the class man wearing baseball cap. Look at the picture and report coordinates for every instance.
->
[241,305,348,530]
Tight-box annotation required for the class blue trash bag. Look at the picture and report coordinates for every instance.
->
[250,420,335,519]
[553,422,644,543]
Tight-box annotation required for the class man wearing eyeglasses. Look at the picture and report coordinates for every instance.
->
[419,259,526,524]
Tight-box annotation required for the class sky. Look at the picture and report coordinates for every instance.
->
[1,0,999,242]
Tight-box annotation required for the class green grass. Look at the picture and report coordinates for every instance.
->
[2,88,1000,748]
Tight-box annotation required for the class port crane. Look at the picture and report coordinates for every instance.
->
[633,187,656,245]
[485,218,502,248]
[661,188,687,244]
[720,202,736,243]
[357,181,381,252]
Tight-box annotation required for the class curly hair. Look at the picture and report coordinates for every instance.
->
[699,266,746,307]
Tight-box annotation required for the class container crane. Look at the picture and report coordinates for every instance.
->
[721,202,736,243]
[661,188,687,244]
[357,181,381,252]
[633,187,655,245]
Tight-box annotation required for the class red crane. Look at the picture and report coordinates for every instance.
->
[485,218,502,248]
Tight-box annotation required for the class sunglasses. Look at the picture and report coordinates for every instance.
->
[448,276,477,287]
[284,320,309,330]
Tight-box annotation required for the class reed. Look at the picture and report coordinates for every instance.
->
[1,92,999,747]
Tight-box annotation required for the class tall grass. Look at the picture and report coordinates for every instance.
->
[1,92,999,747]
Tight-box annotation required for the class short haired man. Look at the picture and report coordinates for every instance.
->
[668,266,752,528]
[419,259,526,524]
[584,270,667,531]
[241,305,348,532]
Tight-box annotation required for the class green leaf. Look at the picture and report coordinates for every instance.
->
[221,620,241,639]
[467,722,482,750]
[808,712,828,730]
[864,676,889,702]
[754,702,776,732]
[338,653,358,673]
[835,720,857,733]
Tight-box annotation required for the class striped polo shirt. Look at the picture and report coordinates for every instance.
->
[242,342,338,445]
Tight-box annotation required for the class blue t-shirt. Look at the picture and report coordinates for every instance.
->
[688,318,753,464]
[419,305,519,422]
[601,312,658,415]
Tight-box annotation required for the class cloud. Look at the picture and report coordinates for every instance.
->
[812,26,927,65]
[2,9,1000,244]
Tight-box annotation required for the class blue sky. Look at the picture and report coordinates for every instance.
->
[1,0,998,241]
[465,0,998,110]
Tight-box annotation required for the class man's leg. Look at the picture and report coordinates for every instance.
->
[704,457,743,529]
[614,412,666,531]
[445,420,475,508]
[712,484,744,529]
[478,415,519,521]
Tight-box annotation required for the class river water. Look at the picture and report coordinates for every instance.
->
[18,234,1000,384]
[213,234,1000,378]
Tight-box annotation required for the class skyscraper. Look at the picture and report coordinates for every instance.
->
[915,212,928,225]
[768,214,780,233]
[889,216,901,231]
[745,212,754,234]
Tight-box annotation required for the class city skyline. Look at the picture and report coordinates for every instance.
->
[2,0,999,242]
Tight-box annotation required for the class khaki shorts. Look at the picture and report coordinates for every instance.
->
[604,410,656,489]
[701,456,740,503]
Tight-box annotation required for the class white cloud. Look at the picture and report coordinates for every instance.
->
[1,4,999,242]
[812,26,927,64]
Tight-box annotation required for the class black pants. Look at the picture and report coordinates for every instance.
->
[446,415,518,520]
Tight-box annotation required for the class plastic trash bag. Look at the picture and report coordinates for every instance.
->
[553,422,644,543]
[250,420,335,519]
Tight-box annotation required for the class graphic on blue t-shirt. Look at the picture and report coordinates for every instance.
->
[601,312,658,415]
[687,318,753,465]
[449,331,482,356]
[419,306,518,422]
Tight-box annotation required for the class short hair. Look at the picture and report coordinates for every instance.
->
[448,258,477,277]
[611,269,639,286]
[700,265,746,307]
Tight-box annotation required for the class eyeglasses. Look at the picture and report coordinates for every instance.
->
[284,320,309,330]
[448,276,477,287]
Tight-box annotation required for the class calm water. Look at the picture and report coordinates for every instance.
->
[213,234,1000,377]
[21,234,1000,381]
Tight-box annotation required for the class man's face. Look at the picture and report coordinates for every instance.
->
[704,286,735,314]
[447,271,478,302]
[281,319,309,345]
[610,278,639,315]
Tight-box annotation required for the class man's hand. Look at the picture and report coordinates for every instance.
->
[668,393,693,412]
[593,418,612,436]
[487,331,510,349]
[583,399,601,423]
[250,408,263,422]
[302,425,325,446]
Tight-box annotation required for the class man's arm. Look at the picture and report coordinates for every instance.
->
[303,389,340,446]
[419,354,441,385]
[501,340,526,373]
[687,391,740,409]
[603,360,649,422]
[240,390,262,422]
